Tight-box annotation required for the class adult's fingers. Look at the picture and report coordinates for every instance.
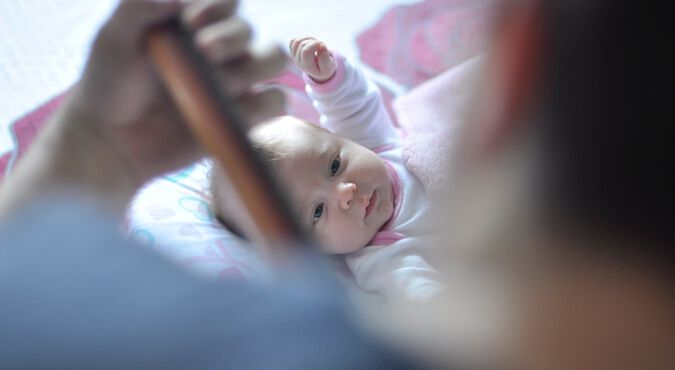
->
[182,0,238,30]
[105,0,184,47]
[195,17,252,64]
[236,87,286,124]
[217,44,287,95]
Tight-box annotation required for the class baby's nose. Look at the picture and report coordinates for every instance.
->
[336,182,357,210]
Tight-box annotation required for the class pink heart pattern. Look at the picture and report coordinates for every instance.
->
[178,223,202,239]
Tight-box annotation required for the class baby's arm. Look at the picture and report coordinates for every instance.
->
[289,37,398,150]
[345,236,445,304]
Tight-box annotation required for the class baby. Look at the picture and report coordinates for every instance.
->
[211,37,443,302]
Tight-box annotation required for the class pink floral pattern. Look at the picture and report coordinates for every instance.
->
[182,238,250,280]
[357,0,497,88]
[1,91,68,180]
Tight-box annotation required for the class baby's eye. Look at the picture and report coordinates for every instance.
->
[330,156,341,176]
[312,203,324,224]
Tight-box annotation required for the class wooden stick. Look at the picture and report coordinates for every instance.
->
[146,19,307,254]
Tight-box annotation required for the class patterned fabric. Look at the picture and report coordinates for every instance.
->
[0,92,68,182]
[126,161,267,280]
[357,0,497,88]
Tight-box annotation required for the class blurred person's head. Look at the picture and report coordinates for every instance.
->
[402,1,675,369]
[210,116,394,254]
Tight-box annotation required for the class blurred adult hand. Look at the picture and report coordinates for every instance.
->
[72,0,286,184]
[0,0,287,218]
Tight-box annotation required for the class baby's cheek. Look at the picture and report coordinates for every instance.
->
[317,223,370,254]
[316,230,348,254]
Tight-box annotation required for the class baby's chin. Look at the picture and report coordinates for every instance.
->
[374,179,395,229]
[321,231,377,255]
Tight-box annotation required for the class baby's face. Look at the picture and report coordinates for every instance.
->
[264,119,394,254]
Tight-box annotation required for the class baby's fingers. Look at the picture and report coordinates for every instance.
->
[291,39,312,69]
[316,47,335,74]
[289,36,315,57]
[299,39,321,67]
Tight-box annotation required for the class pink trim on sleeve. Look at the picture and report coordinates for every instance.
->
[304,51,346,93]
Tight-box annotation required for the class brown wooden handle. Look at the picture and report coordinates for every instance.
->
[146,20,306,254]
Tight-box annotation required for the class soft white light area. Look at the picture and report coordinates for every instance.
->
[0,0,116,150]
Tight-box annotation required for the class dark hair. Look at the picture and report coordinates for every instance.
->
[533,1,674,249]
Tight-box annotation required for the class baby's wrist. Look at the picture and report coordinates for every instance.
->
[303,51,346,93]
[308,71,336,84]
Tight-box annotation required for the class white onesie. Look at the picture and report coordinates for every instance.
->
[305,53,444,304]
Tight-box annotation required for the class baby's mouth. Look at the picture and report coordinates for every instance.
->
[364,191,378,219]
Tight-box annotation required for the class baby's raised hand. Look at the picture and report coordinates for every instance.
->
[289,37,337,83]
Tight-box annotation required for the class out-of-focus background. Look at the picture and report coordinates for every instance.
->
[0,0,421,153]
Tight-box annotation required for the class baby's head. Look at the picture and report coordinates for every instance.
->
[210,116,394,254]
